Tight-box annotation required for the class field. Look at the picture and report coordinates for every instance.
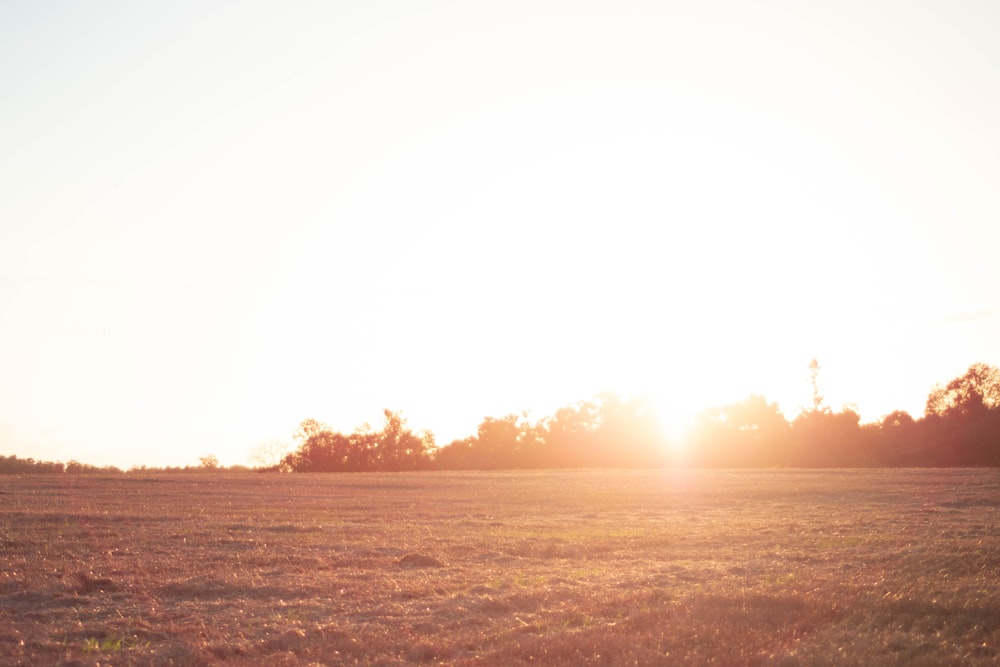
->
[1,469,998,666]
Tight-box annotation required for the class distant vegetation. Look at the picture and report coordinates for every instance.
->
[0,456,251,475]
[272,394,662,473]
[686,360,1000,468]
[4,363,1000,473]
[0,456,124,475]
[276,362,1000,472]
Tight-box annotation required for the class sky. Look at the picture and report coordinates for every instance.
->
[2,0,999,468]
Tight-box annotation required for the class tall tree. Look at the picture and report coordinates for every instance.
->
[922,363,1000,465]
[925,362,1000,418]
[283,422,354,472]
[807,358,825,413]
[366,409,434,471]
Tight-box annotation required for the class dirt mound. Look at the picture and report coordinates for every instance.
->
[397,553,444,569]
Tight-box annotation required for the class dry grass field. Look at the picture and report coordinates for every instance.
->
[1,469,998,666]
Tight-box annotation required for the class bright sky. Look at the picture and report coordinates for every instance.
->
[2,1,999,468]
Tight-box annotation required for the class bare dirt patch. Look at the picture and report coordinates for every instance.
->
[1,469,998,665]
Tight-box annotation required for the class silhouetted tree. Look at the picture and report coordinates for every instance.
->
[431,437,477,469]
[869,410,921,465]
[426,395,667,470]
[437,412,544,470]
[925,363,1000,419]
[472,415,524,469]
[921,363,1000,465]
[365,409,434,471]
[789,406,863,467]
[541,400,602,467]
[282,411,433,472]
[690,395,790,467]
[282,424,353,472]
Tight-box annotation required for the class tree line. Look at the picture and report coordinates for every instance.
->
[273,393,664,473]
[3,362,998,473]
[0,455,256,475]
[274,363,1000,471]
[0,455,124,475]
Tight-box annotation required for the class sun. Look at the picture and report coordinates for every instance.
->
[611,381,709,462]
[628,358,778,461]
[648,392,702,456]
